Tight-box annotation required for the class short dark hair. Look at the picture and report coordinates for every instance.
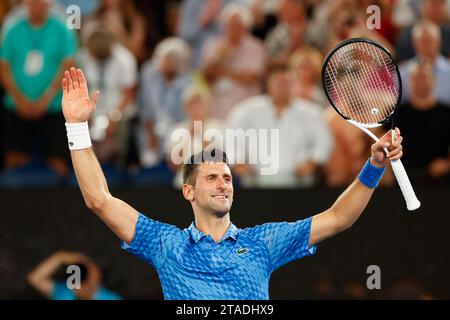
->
[266,62,291,80]
[183,149,228,185]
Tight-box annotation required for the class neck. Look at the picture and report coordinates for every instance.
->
[194,212,231,243]
[29,14,47,27]
[296,82,314,97]
[410,95,436,110]
[272,97,290,116]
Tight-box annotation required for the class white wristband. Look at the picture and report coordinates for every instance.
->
[65,121,92,150]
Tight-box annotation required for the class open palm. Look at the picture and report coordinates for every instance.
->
[62,67,99,123]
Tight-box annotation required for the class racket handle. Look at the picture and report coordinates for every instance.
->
[390,159,421,211]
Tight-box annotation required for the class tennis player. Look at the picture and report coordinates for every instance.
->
[62,67,404,299]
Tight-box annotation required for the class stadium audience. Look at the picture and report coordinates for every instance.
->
[397,60,450,182]
[136,37,192,168]
[178,0,245,68]
[85,0,147,62]
[27,251,121,300]
[0,0,448,188]
[201,3,266,119]
[399,20,450,105]
[289,46,327,109]
[226,63,333,188]
[0,0,77,177]
[264,0,311,65]
[77,23,138,167]
[395,0,450,63]
[165,85,224,188]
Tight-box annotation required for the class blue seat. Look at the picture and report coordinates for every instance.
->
[129,162,174,187]
[67,163,129,188]
[0,161,63,188]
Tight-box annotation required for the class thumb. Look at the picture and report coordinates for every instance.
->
[89,90,100,109]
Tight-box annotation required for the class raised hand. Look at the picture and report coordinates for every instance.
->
[370,127,403,168]
[62,67,99,123]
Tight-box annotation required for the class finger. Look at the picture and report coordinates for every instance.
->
[390,135,403,149]
[64,70,73,90]
[77,68,87,88]
[379,130,393,144]
[388,150,403,161]
[387,145,403,158]
[70,67,79,89]
[62,78,68,95]
[90,90,100,109]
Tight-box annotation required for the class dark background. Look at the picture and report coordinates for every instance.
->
[0,185,449,299]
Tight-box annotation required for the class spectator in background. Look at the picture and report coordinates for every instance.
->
[249,0,278,40]
[323,108,372,187]
[395,0,450,63]
[77,23,137,167]
[323,0,394,55]
[27,251,121,300]
[264,0,309,65]
[178,0,246,68]
[165,85,224,188]
[137,37,192,168]
[201,3,266,119]
[86,0,147,62]
[397,60,450,182]
[399,20,450,105]
[289,46,328,110]
[227,64,333,188]
[0,0,77,177]
[1,0,68,29]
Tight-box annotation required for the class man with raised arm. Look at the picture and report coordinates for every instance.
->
[62,67,404,300]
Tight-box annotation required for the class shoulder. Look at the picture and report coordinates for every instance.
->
[292,98,324,114]
[111,44,137,68]
[47,15,72,32]
[137,213,184,238]
[1,16,27,36]
[232,95,271,114]
[140,60,158,77]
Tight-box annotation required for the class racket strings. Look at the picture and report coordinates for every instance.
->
[324,41,399,126]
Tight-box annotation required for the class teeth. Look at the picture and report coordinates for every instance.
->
[213,195,227,199]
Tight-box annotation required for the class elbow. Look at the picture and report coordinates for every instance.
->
[84,193,113,214]
[27,272,39,287]
[332,209,356,233]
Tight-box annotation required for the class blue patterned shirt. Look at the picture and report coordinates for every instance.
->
[121,213,317,300]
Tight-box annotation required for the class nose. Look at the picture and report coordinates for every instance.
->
[216,177,226,190]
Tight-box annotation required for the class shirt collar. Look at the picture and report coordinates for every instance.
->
[187,222,240,243]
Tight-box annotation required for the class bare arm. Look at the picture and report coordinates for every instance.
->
[62,67,138,244]
[309,129,404,246]
[27,252,86,297]
[0,61,33,118]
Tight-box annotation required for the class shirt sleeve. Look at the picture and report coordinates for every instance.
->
[258,217,317,272]
[51,281,75,300]
[121,213,179,269]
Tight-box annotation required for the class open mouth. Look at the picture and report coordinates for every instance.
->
[212,195,229,200]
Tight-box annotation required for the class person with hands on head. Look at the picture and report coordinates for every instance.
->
[27,251,121,300]
[61,67,404,300]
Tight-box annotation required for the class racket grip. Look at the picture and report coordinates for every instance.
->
[390,159,421,211]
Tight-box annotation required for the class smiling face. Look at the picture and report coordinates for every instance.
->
[183,162,234,218]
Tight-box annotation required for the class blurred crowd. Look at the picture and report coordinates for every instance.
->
[0,0,449,188]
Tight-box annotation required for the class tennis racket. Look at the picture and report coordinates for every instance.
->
[322,38,420,211]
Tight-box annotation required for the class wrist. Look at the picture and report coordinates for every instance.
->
[369,157,385,169]
[358,158,386,188]
[65,121,92,150]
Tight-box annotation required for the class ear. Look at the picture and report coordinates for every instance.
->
[182,183,194,202]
